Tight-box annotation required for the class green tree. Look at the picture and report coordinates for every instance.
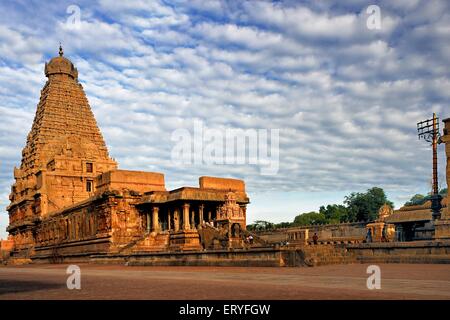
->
[404,188,447,207]
[247,220,275,231]
[344,187,393,222]
[319,204,349,223]
[404,194,426,206]
[293,211,327,226]
[275,222,292,229]
[249,186,395,228]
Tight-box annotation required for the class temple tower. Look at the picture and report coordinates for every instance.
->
[7,46,117,249]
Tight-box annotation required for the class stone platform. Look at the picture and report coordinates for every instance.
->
[21,240,450,267]
[346,240,450,264]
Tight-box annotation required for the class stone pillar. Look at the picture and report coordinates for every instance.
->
[152,206,159,232]
[75,216,79,239]
[199,204,204,224]
[183,203,190,230]
[67,220,71,239]
[168,210,172,231]
[146,212,151,232]
[208,211,212,222]
[174,209,180,232]
[396,225,404,242]
[191,210,195,229]
[40,194,49,218]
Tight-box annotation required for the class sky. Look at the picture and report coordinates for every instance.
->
[0,0,449,239]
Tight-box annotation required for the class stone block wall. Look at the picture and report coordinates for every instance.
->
[0,239,14,262]
[199,176,245,192]
[96,170,166,194]
[257,222,366,244]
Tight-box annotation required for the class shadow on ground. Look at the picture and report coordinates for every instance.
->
[0,279,65,295]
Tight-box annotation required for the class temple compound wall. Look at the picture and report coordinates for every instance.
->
[257,197,449,246]
[4,48,250,263]
[257,222,367,245]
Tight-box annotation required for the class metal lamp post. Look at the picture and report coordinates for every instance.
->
[417,113,442,220]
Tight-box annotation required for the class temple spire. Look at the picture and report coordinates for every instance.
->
[59,43,64,57]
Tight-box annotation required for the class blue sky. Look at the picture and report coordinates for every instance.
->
[0,0,449,239]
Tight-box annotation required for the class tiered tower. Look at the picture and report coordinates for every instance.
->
[7,46,117,249]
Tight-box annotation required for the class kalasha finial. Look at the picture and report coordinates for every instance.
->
[59,43,64,57]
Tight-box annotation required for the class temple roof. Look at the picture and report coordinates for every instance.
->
[386,210,432,223]
[44,45,78,79]
[385,197,447,224]
[138,187,249,204]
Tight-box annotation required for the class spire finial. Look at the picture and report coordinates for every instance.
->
[59,43,64,57]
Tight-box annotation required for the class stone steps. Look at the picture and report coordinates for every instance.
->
[297,244,356,266]
[356,254,450,264]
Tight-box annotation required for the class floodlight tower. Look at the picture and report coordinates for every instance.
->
[417,113,442,219]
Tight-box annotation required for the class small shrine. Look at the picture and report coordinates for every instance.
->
[366,203,396,242]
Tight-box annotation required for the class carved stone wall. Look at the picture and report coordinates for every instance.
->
[31,191,144,251]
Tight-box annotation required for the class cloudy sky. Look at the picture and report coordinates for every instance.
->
[0,0,449,238]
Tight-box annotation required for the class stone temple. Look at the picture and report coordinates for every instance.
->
[3,47,450,267]
[5,47,250,262]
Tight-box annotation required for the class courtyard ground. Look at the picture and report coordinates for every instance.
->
[0,263,449,299]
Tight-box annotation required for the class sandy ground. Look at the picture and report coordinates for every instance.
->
[1,263,450,300]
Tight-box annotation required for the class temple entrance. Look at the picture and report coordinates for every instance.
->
[396,223,419,241]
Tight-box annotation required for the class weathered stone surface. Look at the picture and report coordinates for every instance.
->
[95,170,166,194]
[199,176,245,192]
[0,239,14,263]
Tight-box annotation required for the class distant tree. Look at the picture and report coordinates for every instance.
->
[319,204,349,223]
[404,188,448,207]
[404,194,427,206]
[344,187,393,222]
[293,211,327,226]
[249,186,396,228]
[275,222,292,229]
[247,220,275,232]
